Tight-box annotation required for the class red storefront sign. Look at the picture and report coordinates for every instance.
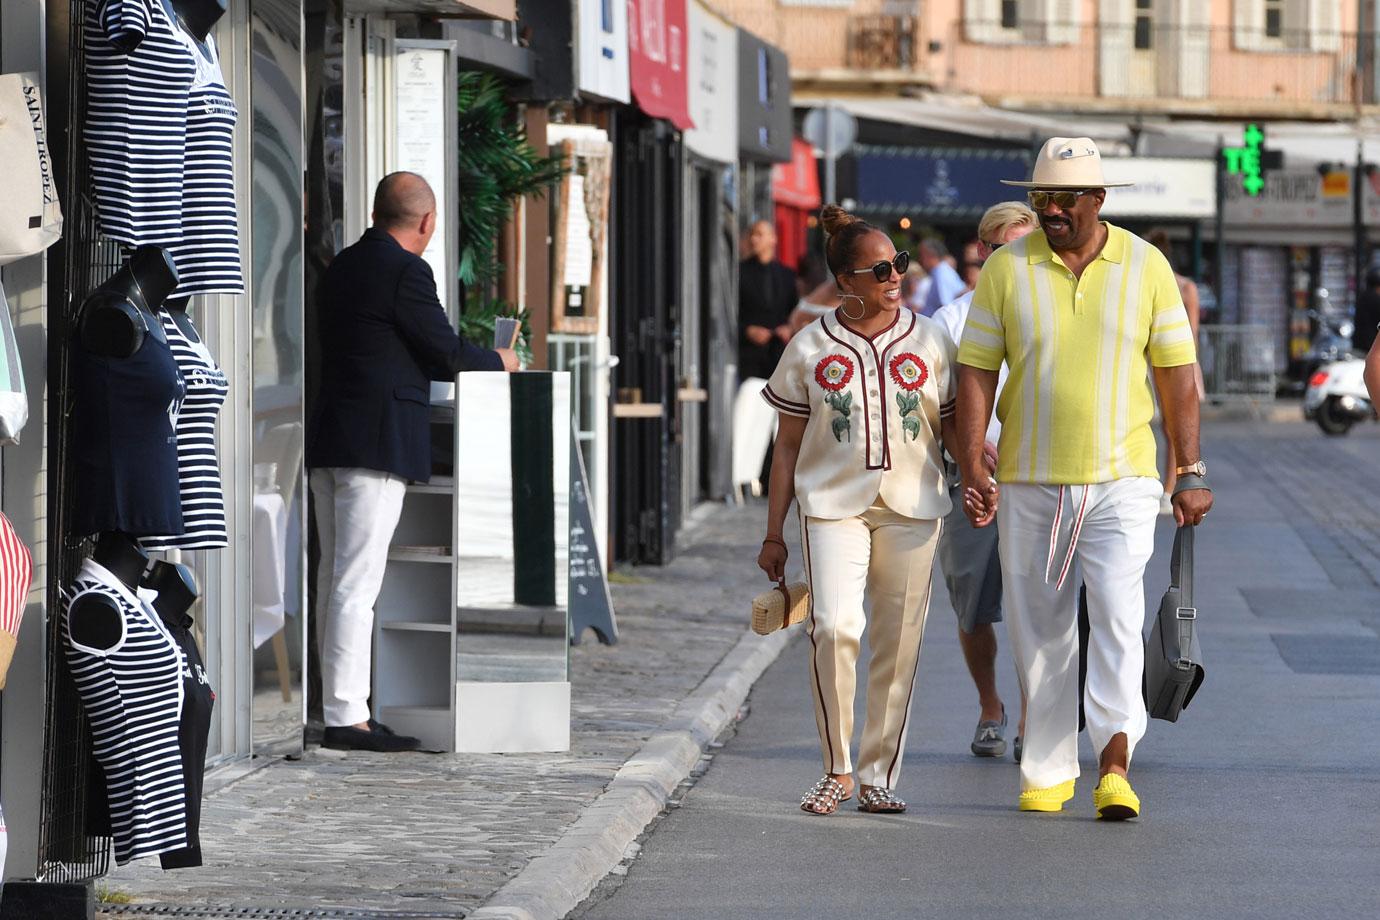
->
[627,0,694,130]
[772,138,822,210]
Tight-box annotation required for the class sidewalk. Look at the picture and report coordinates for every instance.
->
[99,503,790,919]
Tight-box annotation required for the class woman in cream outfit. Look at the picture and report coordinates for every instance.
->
[757,205,958,815]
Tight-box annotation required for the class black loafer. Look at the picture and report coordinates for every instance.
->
[322,724,421,752]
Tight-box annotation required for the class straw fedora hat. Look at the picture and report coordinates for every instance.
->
[1000,136,1135,190]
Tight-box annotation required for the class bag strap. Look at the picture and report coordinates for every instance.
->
[776,579,791,629]
[1170,525,1194,612]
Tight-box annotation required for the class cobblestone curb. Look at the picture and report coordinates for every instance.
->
[468,625,794,920]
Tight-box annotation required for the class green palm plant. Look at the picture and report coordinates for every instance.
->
[456,71,567,293]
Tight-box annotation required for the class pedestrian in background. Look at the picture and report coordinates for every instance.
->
[918,238,966,317]
[1149,229,1205,510]
[931,201,1037,762]
[738,220,797,381]
[955,138,1211,820]
[757,204,958,817]
[307,172,518,752]
[1353,268,1380,356]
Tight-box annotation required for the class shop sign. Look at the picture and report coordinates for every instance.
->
[736,29,791,163]
[772,138,821,211]
[683,1,737,163]
[628,0,693,130]
[1223,168,1380,227]
[394,43,456,312]
[852,146,1032,219]
[1100,158,1216,220]
[577,0,629,104]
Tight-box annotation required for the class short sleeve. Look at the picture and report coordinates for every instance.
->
[1145,251,1198,368]
[101,0,152,49]
[936,331,958,420]
[957,256,1009,371]
[762,339,810,418]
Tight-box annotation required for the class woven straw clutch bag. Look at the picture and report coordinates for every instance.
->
[751,580,811,636]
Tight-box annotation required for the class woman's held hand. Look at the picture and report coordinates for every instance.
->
[757,540,788,581]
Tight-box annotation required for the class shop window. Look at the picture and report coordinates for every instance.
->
[601,0,613,34]
[1001,0,1019,30]
[1134,0,1153,50]
[1264,0,1283,39]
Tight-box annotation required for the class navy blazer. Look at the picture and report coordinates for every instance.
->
[306,228,503,482]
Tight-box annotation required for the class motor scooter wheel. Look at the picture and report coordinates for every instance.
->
[1316,396,1356,436]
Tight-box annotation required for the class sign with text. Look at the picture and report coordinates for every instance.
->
[628,0,693,129]
[683,0,737,163]
[1100,158,1216,220]
[577,0,630,103]
[394,43,456,313]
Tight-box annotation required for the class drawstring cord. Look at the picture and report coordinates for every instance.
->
[1044,485,1089,592]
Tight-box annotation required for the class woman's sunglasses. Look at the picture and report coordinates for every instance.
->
[1027,189,1094,210]
[845,250,910,283]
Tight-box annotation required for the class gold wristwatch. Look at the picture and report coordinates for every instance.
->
[1174,460,1207,477]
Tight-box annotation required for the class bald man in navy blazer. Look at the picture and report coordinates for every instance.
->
[307,172,517,752]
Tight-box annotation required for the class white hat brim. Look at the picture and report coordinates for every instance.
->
[1000,179,1137,188]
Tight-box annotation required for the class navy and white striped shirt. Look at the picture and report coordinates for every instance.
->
[84,0,196,246]
[141,311,229,550]
[63,558,188,866]
[165,31,244,296]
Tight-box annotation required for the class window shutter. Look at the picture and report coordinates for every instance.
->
[1162,0,1210,98]
[964,0,1005,44]
[1309,0,1341,52]
[1098,0,1133,96]
[1233,0,1265,51]
[1047,0,1081,45]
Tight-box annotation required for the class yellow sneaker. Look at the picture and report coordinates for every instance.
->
[1093,773,1141,820]
[1018,779,1076,813]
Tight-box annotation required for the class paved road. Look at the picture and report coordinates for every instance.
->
[576,422,1380,920]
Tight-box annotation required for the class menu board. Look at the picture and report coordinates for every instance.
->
[395,44,454,312]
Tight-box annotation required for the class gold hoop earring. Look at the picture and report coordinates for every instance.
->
[840,293,866,321]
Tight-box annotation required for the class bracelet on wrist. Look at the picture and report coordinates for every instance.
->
[762,536,787,549]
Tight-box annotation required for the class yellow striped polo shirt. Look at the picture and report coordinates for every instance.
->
[957,222,1197,484]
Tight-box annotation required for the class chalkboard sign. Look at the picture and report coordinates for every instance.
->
[569,432,617,645]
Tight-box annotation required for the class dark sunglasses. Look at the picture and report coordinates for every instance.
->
[845,250,909,283]
[1027,189,1094,210]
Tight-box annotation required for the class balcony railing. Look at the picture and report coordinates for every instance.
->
[949,21,1378,108]
[847,14,920,71]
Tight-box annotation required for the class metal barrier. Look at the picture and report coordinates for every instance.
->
[1198,325,1277,404]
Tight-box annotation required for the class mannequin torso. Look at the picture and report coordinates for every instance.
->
[67,532,149,651]
[171,0,227,43]
[143,561,198,625]
[79,246,178,358]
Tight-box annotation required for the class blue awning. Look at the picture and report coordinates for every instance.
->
[853,145,1032,220]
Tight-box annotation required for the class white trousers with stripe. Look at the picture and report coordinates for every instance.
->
[799,502,939,789]
[311,467,407,728]
[997,477,1161,790]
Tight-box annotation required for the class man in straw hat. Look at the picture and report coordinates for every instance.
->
[952,137,1212,820]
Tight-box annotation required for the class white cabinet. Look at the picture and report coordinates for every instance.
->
[372,371,572,752]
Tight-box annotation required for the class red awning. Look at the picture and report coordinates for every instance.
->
[772,138,822,210]
[628,0,694,130]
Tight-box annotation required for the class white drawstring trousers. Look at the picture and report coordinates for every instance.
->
[996,477,1162,791]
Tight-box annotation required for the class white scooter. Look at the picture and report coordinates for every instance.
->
[1304,355,1376,435]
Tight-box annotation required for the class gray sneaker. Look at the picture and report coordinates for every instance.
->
[971,707,1007,757]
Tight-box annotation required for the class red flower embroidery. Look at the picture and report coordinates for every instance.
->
[814,355,855,391]
[889,352,928,391]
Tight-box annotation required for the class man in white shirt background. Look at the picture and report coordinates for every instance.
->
[919,238,968,317]
[931,201,1037,761]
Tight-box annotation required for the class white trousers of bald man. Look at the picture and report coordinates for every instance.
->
[997,477,1162,791]
[798,501,940,789]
